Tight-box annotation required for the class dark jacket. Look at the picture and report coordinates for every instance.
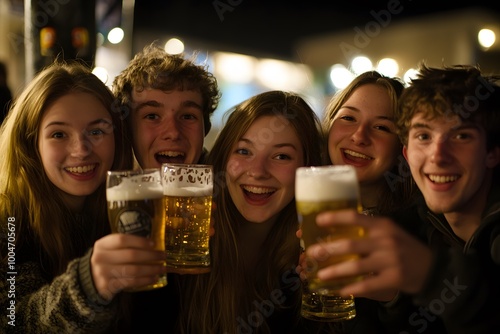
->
[410,182,500,334]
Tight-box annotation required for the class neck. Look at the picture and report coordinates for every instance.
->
[239,217,276,244]
[238,217,276,271]
[60,191,86,214]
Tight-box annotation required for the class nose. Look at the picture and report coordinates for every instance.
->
[160,116,181,140]
[351,124,371,146]
[429,136,452,165]
[70,134,92,159]
[246,155,270,179]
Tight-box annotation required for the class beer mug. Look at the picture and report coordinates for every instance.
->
[106,169,167,291]
[295,165,364,321]
[162,164,213,274]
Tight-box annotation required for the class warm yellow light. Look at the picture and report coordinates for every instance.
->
[403,68,419,86]
[478,29,496,49]
[107,27,124,44]
[377,58,399,77]
[213,52,256,83]
[92,67,109,84]
[164,38,185,54]
[351,56,373,75]
[329,64,355,90]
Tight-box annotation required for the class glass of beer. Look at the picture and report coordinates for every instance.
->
[106,169,167,291]
[295,165,364,321]
[161,163,213,274]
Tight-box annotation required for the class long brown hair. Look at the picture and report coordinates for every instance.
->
[0,61,132,278]
[178,90,324,333]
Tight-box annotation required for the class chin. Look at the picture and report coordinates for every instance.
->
[425,202,451,215]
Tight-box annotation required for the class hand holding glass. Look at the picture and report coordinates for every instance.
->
[106,169,167,291]
[296,165,364,321]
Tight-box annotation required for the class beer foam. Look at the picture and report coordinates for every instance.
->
[107,178,163,201]
[163,184,212,197]
[295,165,359,201]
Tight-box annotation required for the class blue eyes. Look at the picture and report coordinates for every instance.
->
[235,148,249,155]
[89,129,105,136]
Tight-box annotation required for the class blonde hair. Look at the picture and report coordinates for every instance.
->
[324,71,416,214]
[0,61,132,277]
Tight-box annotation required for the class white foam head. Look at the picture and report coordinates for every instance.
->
[295,165,359,201]
[163,184,212,197]
[162,164,213,196]
[106,173,163,201]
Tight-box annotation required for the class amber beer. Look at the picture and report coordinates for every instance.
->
[162,164,213,273]
[295,165,363,321]
[106,169,167,291]
[297,198,365,291]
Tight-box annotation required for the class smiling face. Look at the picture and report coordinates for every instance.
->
[38,92,115,210]
[225,115,304,224]
[403,113,500,217]
[130,88,205,168]
[328,84,401,186]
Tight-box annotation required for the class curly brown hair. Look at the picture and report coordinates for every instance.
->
[112,42,221,135]
[397,64,500,151]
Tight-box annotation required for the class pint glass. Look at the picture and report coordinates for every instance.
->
[295,165,364,321]
[106,169,167,291]
[162,164,213,274]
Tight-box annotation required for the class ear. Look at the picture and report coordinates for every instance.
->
[402,145,409,162]
[486,146,500,169]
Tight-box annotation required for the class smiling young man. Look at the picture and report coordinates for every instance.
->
[111,43,221,333]
[396,64,500,332]
[113,42,221,168]
[305,64,500,333]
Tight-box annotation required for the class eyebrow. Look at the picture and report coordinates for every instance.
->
[410,121,479,131]
[135,99,203,112]
[338,106,394,121]
[409,122,429,130]
[238,138,299,150]
[44,118,112,129]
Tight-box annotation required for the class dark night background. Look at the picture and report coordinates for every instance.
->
[133,0,500,60]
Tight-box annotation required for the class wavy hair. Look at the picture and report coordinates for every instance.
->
[112,42,221,136]
[0,61,132,278]
[178,90,324,333]
[398,64,500,151]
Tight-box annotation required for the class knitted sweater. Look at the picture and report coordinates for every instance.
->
[1,248,116,333]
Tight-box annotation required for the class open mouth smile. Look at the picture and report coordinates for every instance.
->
[344,149,373,160]
[155,151,185,163]
[241,185,276,201]
[427,174,460,183]
[65,164,97,174]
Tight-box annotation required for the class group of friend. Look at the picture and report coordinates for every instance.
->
[0,42,499,333]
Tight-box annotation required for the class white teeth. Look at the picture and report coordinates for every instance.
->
[242,186,274,194]
[157,151,184,157]
[66,164,96,174]
[428,175,459,183]
[344,149,371,160]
